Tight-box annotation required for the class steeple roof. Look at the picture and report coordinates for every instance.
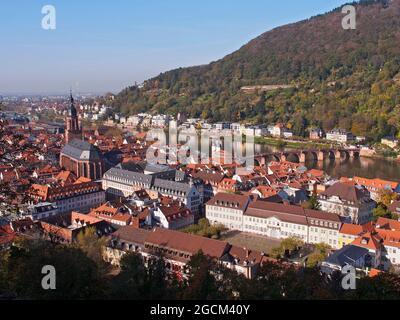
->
[70,90,77,118]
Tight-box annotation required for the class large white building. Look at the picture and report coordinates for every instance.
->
[150,179,202,216]
[206,193,342,249]
[326,129,355,143]
[102,167,154,197]
[31,181,106,215]
[152,204,194,230]
[102,166,202,215]
[206,193,251,231]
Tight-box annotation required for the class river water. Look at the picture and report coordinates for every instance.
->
[256,144,400,181]
[148,130,400,181]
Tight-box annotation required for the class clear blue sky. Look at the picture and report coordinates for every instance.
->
[0,0,349,95]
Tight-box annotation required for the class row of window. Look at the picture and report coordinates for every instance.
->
[210,206,240,213]
[309,219,339,229]
[208,212,241,222]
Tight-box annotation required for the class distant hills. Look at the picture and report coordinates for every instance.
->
[113,0,400,141]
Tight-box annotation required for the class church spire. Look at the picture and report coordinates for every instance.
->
[65,89,82,143]
[70,89,77,118]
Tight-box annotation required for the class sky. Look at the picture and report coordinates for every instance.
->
[0,0,350,95]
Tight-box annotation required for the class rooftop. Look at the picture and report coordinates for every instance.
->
[61,139,103,161]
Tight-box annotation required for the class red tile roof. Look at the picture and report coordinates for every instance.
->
[376,217,400,231]
[146,228,230,259]
[340,222,375,236]
[206,193,250,212]
[351,232,382,251]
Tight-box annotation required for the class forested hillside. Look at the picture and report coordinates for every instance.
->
[114,0,400,140]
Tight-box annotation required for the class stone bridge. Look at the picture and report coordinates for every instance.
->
[254,148,361,166]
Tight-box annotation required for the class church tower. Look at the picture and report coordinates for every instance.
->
[65,91,83,143]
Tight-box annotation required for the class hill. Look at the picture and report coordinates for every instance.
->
[113,0,400,140]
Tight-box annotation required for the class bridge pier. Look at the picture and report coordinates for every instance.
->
[349,150,358,159]
[253,148,360,165]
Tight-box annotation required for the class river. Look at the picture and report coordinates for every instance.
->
[256,144,400,181]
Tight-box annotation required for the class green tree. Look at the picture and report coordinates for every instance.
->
[271,237,304,259]
[372,204,392,221]
[243,261,338,300]
[110,252,176,300]
[302,195,321,210]
[306,243,331,267]
[182,218,225,239]
[346,273,400,300]
[181,251,224,300]
[110,252,147,299]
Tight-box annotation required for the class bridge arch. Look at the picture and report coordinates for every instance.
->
[302,151,318,162]
[283,152,300,163]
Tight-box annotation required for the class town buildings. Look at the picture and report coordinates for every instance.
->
[31,180,105,214]
[39,211,115,243]
[104,226,271,279]
[321,245,372,274]
[88,202,134,226]
[340,176,400,201]
[324,217,400,272]
[309,128,324,140]
[152,203,194,230]
[381,137,399,149]
[65,92,82,143]
[268,124,293,138]
[318,181,376,224]
[206,193,342,249]
[22,202,58,221]
[102,167,154,197]
[60,139,105,180]
[150,179,202,216]
[206,193,251,231]
[389,201,400,216]
[326,129,355,143]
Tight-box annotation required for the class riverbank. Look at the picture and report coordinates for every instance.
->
[255,136,400,162]
[254,136,335,150]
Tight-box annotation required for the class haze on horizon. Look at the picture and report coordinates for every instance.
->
[0,0,349,95]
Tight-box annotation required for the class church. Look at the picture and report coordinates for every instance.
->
[60,92,105,180]
[65,92,82,143]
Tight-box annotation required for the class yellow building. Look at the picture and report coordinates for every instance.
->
[338,223,374,249]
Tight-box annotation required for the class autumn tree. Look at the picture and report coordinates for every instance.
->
[271,237,304,259]
[306,243,331,267]
[75,226,107,270]
[377,189,399,208]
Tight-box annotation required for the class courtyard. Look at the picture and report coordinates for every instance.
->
[220,230,282,254]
